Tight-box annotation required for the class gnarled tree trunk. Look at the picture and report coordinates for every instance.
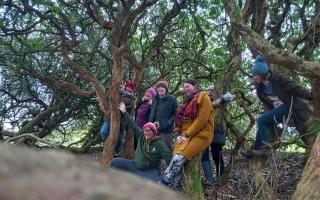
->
[293,79,320,199]
[182,154,205,200]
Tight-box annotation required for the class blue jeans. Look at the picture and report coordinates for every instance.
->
[254,104,289,150]
[100,121,124,154]
[110,158,161,182]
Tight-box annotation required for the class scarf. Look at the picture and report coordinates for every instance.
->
[175,92,199,128]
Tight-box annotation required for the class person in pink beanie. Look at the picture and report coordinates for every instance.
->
[110,102,172,182]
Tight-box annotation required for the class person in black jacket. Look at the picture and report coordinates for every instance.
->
[149,80,178,149]
[241,56,313,158]
[201,88,233,186]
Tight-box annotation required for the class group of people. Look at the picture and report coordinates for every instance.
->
[100,55,313,189]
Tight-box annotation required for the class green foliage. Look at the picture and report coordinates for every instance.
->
[0,0,318,154]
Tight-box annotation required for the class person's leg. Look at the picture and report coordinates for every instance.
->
[136,169,161,182]
[100,120,110,141]
[161,154,187,188]
[202,147,210,161]
[114,128,125,155]
[159,133,173,150]
[201,146,216,185]
[211,144,224,176]
[110,158,139,173]
[254,104,289,150]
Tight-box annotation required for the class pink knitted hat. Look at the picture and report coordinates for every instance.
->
[145,87,156,97]
[143,122,157,135]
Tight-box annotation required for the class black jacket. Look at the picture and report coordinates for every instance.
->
[256,71,312,125]
[148,94,178,133]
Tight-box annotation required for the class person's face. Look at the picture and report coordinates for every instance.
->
[143,128,155,140]
[143,92,152,101]
[157,86,167,96]
[206,90,214,98]
[125,87,133,93]
[183,83,196,96]
[253,75,266,84]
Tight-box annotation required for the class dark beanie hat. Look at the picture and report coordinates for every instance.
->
[252,55,269,76]
[156,79,169,91]
[183,79,198,86]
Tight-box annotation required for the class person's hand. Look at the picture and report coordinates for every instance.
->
[148,99,152,105]
[118,102,126,113]
[212,98,222,108]
[176,136,188,144]
[154,122,159,128]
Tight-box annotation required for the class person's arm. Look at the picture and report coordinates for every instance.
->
[185,92,212,137]
[148,97,156,122]
[278,74,313,100]
[168,98,179,126]
[119,102,142,138]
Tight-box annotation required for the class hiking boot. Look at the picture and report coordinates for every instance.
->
[159,179,170,187]
[240,149,255,159]
[251,148,272,158]
[240,148,272,159]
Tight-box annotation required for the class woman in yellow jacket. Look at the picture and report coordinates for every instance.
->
[160,79,214,188]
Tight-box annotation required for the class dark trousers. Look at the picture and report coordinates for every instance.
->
[110,158,161,182]
[202,143,225,176]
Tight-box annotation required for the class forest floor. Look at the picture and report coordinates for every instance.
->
[84,149,305,200]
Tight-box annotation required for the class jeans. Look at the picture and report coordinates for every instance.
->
[202,143,225,176]
[100,121,124,154]
[110,158,161,182]
[254,104,289,150]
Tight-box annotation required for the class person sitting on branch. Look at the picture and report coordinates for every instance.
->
[240,55,313,158]
[159,79,214,188]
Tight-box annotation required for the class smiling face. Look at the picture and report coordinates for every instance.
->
[143,127,156,140]
[156,86,167,96]
[143,91,153,101]
[206,89,214,99]
[183,83,196,96]
[125,87,133,93]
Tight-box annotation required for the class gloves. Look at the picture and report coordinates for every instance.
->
[221,92,233,103]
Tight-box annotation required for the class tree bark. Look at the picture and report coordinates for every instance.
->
[292,79,320,199]
[293,134,320,200]
[101,46,124,166]
[223,0,320,80]
[248,157,271,199]
[182,154,205,200]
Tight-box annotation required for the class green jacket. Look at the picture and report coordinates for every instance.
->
[122,111,172,170]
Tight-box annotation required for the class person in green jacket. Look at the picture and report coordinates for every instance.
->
[110,102,172,182]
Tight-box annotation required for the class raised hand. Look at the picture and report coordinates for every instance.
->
[118,102,126,113]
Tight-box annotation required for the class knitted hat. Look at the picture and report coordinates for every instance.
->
[145,87,156,97]
[143,122,157,136]
[156,80,169,91]
[124,80,137,91]
[252,56,269,76]
[183,79,198,86]
[206,86,214,92]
